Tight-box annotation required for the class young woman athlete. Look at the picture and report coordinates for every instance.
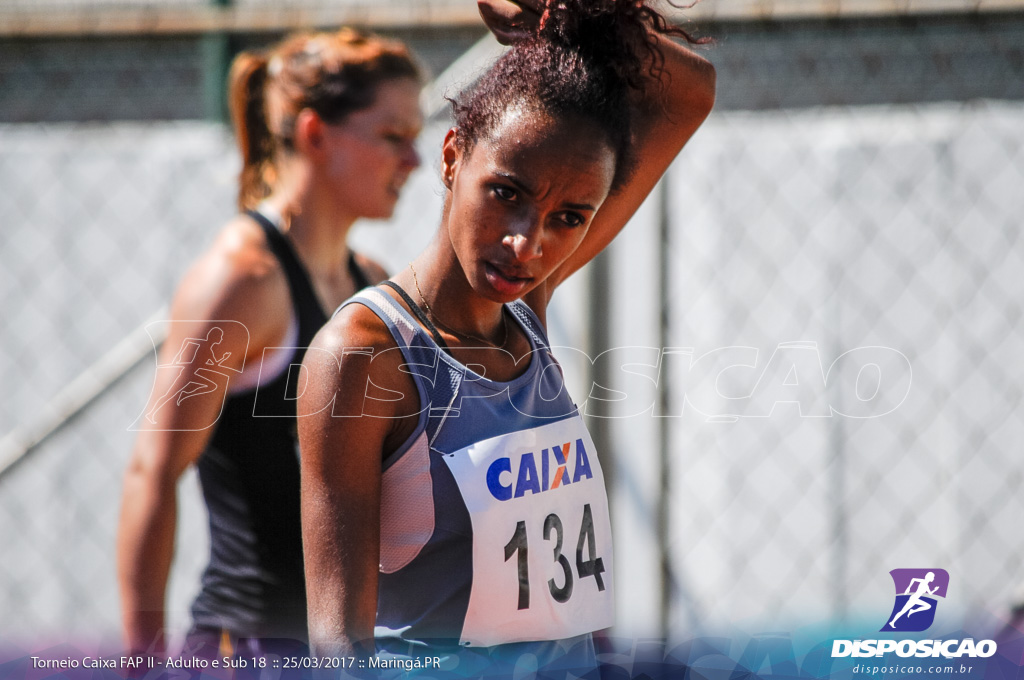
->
[117,28,423,655]
[298,0,715,670]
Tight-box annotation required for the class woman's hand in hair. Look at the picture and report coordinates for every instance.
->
[477,0,543,45]
[530,33,716,306]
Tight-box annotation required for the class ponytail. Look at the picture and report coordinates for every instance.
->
[535,0,706,90]
[228,51,274,212]
[226,29,422,212]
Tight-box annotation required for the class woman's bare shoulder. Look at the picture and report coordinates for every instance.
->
[314,297,397,353]
[302,292,421,433]
[170,214,291,350]
[306,296,407,393]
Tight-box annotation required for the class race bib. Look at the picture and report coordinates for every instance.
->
[441,416,614,647]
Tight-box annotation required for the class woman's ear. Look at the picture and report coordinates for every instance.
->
[293,108,326,157]
[440,127,461,190]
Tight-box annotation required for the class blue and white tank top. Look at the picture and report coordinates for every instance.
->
[341,288,615,669]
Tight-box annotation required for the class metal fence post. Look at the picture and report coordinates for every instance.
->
[202,0,232,122]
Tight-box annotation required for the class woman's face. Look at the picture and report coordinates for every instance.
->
[319,77,423,219]
[442,109,616,303]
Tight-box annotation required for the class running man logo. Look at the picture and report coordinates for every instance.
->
[486,439,594,501]
[130,321,248,432]
[881,568,950,632]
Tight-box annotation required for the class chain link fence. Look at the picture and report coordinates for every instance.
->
[1,6,1023,652]
[655,100,1024,637]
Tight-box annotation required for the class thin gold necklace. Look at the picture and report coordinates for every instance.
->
[408,263,509,348]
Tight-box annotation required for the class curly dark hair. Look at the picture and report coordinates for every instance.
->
[451,0,705,191]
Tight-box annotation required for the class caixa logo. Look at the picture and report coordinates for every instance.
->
[486,439,594,501]
[832,569,997,659]
[882,568,949,632]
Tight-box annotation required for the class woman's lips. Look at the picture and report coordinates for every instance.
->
[484,262,532,296]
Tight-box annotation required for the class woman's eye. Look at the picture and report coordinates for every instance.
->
[383,130,416,145]
[492,185,518,201]
[558,212,585,228]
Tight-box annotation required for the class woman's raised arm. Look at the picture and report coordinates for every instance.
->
[477,0,716,307]
[546,33,716,291]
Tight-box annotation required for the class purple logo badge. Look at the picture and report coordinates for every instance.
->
[881,568,949,632]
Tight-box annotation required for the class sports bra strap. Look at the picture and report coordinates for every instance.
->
[505,300,551,353]
[245,208,328,331]
[377,281,452,355]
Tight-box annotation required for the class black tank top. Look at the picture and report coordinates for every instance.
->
[190,210,370,641]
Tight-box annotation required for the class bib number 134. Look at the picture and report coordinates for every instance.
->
[503,503,606,610]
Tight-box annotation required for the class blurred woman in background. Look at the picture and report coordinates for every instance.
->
[117,27,423,656]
